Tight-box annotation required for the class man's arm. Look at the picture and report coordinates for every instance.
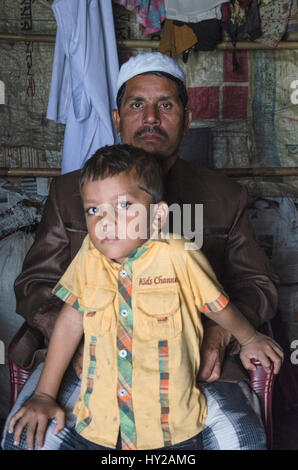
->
[195,182,279,382]
[14,175,80,342]
[222,185,279,329]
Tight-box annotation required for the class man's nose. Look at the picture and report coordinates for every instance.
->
[143,103,160,125]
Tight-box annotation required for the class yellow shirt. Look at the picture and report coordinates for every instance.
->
[53,234,229,450]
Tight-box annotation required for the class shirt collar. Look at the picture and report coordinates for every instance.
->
[87,234,168,267]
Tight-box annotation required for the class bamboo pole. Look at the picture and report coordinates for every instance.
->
[0,33,298,50]
[1,167,298,178]
[214,167,298,177]
[0,33,56,43]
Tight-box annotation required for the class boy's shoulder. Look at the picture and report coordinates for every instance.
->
[159,234,202,259]
[159,234,210,269]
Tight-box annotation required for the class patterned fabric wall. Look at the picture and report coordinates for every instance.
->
[0,1,297,197]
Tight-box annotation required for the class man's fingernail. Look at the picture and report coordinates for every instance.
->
[13,441,18,446]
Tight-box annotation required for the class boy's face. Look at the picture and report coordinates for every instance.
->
[81,171,153,264]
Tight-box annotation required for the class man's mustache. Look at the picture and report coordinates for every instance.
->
[134,126,168,139]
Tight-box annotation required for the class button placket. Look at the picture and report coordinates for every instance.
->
[116,246,147,449]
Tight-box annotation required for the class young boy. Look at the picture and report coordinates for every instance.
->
[8,144,283,451]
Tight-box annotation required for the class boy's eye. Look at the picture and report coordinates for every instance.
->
[117,201,130,210]
[86,207,101,216]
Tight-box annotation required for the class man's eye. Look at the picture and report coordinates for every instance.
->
[160,102,171,109]
[86,207,101,216]
[131,102,143,109]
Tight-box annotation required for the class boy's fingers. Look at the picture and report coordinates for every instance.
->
[259,352,272,372]
[13,416,29,446]
[8,409,25,434]
[265,348,283,374]
[241,355,256,371]
[272,344,284,360]
[14,417,35,446]
[53,409,65,435]
[36,416,48,449]
[26,422,37,451]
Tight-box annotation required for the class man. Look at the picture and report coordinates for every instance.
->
[2,53,278,450]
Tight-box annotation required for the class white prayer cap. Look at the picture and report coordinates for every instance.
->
[116,52,186,93]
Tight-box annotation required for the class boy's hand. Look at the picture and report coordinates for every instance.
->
[8,393,65,450]
[240,332,284,374]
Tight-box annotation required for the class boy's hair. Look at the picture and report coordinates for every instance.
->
[79,144,164,203]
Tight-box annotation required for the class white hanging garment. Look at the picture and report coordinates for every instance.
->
[46,0,119,174]
[164,0,227,23]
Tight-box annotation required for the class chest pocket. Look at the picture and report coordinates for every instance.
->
[135,288,182,341]
[82,287,116,336]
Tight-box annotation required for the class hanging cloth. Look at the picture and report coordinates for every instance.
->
[256,0,296,47]
[174,19,222,51]
[46,0,119,174]
[158,19,198,57]
[221,0,261,72]
[159,7,222,61]
[112,0,165,35]
[164,0,227,23]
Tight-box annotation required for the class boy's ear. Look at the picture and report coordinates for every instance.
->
[152,202,169,234]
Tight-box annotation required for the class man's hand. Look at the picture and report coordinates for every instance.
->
[8,393,65,450]
[72,340,84,379]
[198,322,231,382]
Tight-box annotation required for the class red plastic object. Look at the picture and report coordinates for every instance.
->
[249,358,275,450]
[8,357,31,410]
[8,323,32,411]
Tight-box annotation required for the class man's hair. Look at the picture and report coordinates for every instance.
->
[116,71,188,111]
[79,144,164,203]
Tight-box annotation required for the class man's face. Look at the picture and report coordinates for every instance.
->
[112,74,192,166]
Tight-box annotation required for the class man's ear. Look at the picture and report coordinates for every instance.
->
[112,109,121,137]
[183,108,192,136]
[152,202,169,234]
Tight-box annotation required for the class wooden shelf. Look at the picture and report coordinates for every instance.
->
[1,167,298,178]
[0,33,298,50]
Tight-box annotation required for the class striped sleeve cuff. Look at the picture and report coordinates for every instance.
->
[200,293,229,314]
[52,283,85,313]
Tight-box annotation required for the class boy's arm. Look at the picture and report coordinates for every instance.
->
[203,303,284,374]
[8,303,83,450]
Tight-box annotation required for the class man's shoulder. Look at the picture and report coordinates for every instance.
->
[175,158,245,199]
[49,169,84,222]
[54,169,81,190]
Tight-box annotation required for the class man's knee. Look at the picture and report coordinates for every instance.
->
[201,381,266,450]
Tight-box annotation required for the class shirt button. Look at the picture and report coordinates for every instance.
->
[119,388,126,397]
[121,309,128,317]
[119,349,127,358]
[120,269,128,278]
